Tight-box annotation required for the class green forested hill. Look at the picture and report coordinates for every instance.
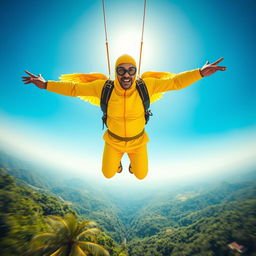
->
[0,150,255,256]
[0,168,73,255]
[0,151,127,242]
[128,182,256,239]
[0,169,125,256]
[50,185,126,242]
[128,199,256,256]
[0,150,56,189]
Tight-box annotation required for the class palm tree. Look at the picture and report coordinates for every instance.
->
[26,213,110,256]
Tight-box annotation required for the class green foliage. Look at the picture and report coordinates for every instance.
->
[26,213,110,256]
[128,182,256,239]
[93,230,128,256]
[51,186,126,242]
[0,169,72,255]
[128,199,256,255]
[0,168,125,256]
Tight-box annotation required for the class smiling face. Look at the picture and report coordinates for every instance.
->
[116,63,137,90]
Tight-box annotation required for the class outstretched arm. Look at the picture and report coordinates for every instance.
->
[22,71,104,97]
[148,57,227,94]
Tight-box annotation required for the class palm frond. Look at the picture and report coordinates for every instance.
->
[77,228,100,239]
[47,215,69,230]
[31,232,56,242]
[79,241,110,256]
[80,220,97,227]
[75,220,97,237]
[45,216,68,233]
[25,244,59,256]
[49,246,67,256]
[65,212,78,235]
[49,247,61,256]
[71,245,89,256]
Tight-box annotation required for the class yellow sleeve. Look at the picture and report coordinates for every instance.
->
[147,69,203,94]
[46,79,106,98]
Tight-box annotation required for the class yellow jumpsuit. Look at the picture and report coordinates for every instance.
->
[46,55,202,180]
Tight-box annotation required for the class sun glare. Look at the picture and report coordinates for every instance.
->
[108,26,156,77]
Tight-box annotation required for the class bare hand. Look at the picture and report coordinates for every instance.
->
[200,57,227,77]
[22,70,47,89]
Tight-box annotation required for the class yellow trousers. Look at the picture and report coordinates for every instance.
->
[102,142,148,180]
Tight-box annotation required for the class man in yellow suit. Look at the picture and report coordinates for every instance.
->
[22,54,226,180]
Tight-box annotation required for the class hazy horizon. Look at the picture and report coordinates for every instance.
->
[0,142,255,198]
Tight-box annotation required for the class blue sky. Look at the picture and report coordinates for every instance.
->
[0,0,255,185]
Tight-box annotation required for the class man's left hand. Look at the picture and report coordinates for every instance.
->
[200,57,227,77]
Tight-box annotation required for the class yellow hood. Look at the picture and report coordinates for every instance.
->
[114,54,137,96]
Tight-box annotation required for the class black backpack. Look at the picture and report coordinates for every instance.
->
[100,78,152,129]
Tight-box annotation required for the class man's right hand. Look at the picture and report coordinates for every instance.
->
[22,70,47,89]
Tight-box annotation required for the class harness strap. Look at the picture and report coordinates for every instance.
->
[136,78,152,124]
[108,129,145,142]
[100,80,114,129]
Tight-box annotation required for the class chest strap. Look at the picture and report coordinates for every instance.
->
[108,129,145,142]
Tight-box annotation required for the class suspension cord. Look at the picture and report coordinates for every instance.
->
[102,0,111,78]
[102,0,147,78]
[138,0,147,77]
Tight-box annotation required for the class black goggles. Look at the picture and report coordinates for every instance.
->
[116,67,137,76]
